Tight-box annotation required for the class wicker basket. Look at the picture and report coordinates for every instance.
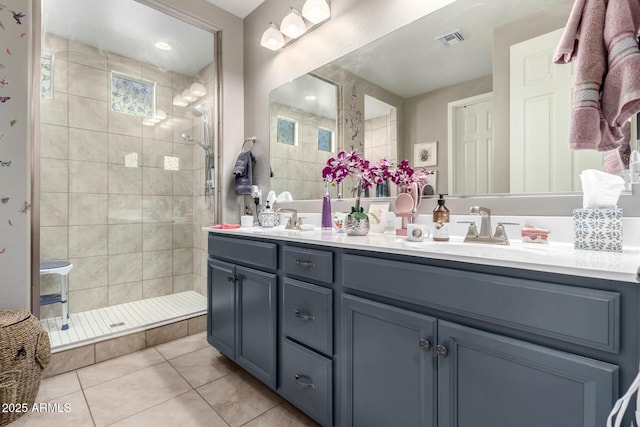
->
[0,310,51,426]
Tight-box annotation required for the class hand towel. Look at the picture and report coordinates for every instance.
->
[233,151,255,195]
[555,0,640,152]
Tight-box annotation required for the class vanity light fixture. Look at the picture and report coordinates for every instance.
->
[261,23,286,51]
[182,88,197,102]
[172,94,188,107]
[154,109,167,120]
[302,0,330,24]
[189,82,207,97]
[280,8,306,39]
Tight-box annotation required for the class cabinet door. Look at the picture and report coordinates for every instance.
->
[207,258,236,359]
[342,295,437,427]
[236,265,277,388]
[437,321,618,427]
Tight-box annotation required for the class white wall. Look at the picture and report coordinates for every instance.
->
[243,0,455,211]
[1,0,244,310]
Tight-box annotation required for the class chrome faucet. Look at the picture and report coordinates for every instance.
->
[464,206,518,245]
[279,208,303,230]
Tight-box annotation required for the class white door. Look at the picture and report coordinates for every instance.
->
[510,28,602,193]
[449,93,494,195]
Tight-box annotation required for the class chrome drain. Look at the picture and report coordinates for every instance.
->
[109,322,125,328]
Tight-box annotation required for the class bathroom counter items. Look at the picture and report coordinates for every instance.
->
[207,226,640,283]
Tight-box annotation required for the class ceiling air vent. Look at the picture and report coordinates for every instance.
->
[435,30,464,47]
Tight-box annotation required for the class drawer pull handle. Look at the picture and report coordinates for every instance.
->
[419,339,432,351]
[294,374,315,388]
[436,344,449,358]
[295,259,315,268]
[226,275,236,283]
[294,310,315,321]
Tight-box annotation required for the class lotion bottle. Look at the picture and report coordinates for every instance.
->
[432,194,450,241]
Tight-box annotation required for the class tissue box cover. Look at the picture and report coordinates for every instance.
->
[573,208,622,252]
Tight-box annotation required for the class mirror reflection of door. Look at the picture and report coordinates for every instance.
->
[449,93,494,195]
[510,28,602,192]
[364,95,398,197]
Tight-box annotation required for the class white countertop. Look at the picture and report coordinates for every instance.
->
[207,226,640,284]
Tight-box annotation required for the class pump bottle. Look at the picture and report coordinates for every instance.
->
[432,194,450,241]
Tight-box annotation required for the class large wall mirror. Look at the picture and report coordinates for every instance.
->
[269,0,635,201]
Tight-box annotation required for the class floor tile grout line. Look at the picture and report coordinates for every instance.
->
[76,370,99,427]
[102,389,196,427]
[192,383,232,427]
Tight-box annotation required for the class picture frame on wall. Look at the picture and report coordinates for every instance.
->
[368,201,390,233]
[414,141,437,167]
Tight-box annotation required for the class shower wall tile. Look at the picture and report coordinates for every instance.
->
[109,253,143,285]
[69,128,108,163]
[173,224,193,249]
[173,248,193,275]
[155,86,173,117]
[69,95,108,132]
[172,73,191,91]
[171,116,192,143]
[40,192,68,227]
[41,274,62,295]
[68,255,108,291]
[68,63,108,101]
[192,248,201,283]
[53,59,69,94]
[173,142,193,171]
[109,164,143,194]
[108,224,143,254]
[40,226,68,261]
[41,92,68,126]
[143,249,173,280]
[41,159,68,193]
[69,225,108,258]
[68,40,107,70]
[173,196,194,223]
[109,134,142,165]
[173,274,193,293]
[142,64,172,87]
[69,193,108,225]
[109,195,142,224]
[43,33,69,61]
[142,196,173,223]
[108,281,143,306]
[173,170,193,196]
[142,120,173,142]
[69,286,108,313]
[41,124,69,160]
[142,139,173,168]
[69,161,108,194]
[142,277,173,299]
[142,167,173,196]
[108,52,142,78]
[143,223,172,251]
[108,110,142,137]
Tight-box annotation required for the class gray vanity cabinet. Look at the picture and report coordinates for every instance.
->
[207,236,278,388]
[342,294,437,427]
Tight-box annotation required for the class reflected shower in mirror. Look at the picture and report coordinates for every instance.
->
[269,0,635,201]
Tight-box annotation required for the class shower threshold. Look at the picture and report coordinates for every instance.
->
[40,291,207,353]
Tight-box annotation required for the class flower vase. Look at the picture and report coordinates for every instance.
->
[345,192,370,236]
[321,183,332,229]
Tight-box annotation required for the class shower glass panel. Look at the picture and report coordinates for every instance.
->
[38,0,216,350]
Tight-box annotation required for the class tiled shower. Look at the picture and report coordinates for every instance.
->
[38,33,214,335]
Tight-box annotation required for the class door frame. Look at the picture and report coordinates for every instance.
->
[447,92,494,195]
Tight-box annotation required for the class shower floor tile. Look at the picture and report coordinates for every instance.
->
[40,291,206,352]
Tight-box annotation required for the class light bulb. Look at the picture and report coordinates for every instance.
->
[172,94,188,107]
[189,82,207,97]
[260,23,285,50]
[280,8,306,39]
[182,88,196,102]
[302,0,330,24]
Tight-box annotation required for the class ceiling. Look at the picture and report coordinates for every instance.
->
[42,0,266,77]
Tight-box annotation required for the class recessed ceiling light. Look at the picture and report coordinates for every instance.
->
[305,95,317,101]
[155,41,172,51]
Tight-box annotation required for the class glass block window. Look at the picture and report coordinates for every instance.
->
[111,72,155,118]
[41,53,53,99]
[277,116,297,145]
[318,128,333,152]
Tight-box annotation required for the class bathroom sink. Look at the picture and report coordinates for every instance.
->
[403,239,570,260]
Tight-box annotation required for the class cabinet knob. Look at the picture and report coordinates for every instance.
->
[295,259,315,268]
[294,310,315,321]
[436,344,449,358]
[226,275,236,283]
[419,339,432,351]
[294,374,315,388]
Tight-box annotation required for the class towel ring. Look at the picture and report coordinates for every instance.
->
[242,137,257,152]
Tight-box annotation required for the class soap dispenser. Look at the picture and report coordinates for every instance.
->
[432,194,450,241]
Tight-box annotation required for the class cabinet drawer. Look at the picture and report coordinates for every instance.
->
[283,278,333,355]
[342,254,620,353]
[281,339,333,427]
[208,235,277,271]
[283,245,333,284]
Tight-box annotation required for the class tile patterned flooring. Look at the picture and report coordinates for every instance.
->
[10,332,319,427]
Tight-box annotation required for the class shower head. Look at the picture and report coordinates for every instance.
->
[189,105,208,123]
[181,133,193,142]
[181,132,208,151]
